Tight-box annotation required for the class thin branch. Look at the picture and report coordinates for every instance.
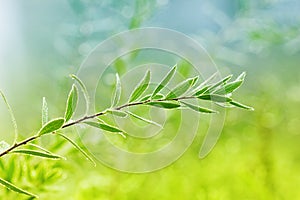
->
[0,96,197,158]
[0,135,38,157]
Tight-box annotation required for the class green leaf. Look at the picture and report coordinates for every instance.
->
[230,101,254,110]
[42,97,48,126]
[65,84,78,121]
[191,77,199,87]
[84,121,123,133]
[166,76,199,99]
[151,64,177,97]
[140,93,165,101]
[70,74,90,114]
[129,70,151,102]
[213,72,247,94]
[191,72,218,95]
[107,109,128,118]
[197,94,232,102]
[112,74,121,107]
[152,93,165,100]
[140,94,152,101]
[0,177,37,198]
[0,141,10,153]
[204,75,233,93]
[57,133,96,166]
[236,72,246,81]
[215,102,235,108]
[181,102,217,113]
[0,90,18,142]
[214,80,243,94]
[147,101,181,109]
[38,118,65,135]
[10,149,64,160]
[193,85,210,96]
[126,111,162,127]
[27,143,52,154]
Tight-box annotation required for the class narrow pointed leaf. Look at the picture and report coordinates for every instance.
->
[215,102,235,108]
[70,74,90,114]
[38,118,65,135]
[191,76,199,87]
[181,102,217,113]
[140,94,152,101]
[117,132,127,139]
[230,101,254,110]
[28,143,52,154]
[204,75,233,93]
[166,76,199,99]
[198,94,232,102]
[213,72,246,94]
[107,109,128,118]
[84,121,123,133]
[57,133,96,166]
[193,85,210,96]
[42,97,48,126]
[224,80,243,93]
[126,111,162,127]
[10,149,64,160]
[129,70,151,102]
[191,72,218,94]
[147,101,181,109]
[0,177,37,198]
[236,72,246,81]
[0,91,18,141]
[141,93,165,101]
[65,84,78,121]
[152,93,165,100]
[214,80,243,94]
[152,64,177,97]
[112,74,121,107]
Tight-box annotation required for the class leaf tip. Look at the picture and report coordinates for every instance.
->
[118,132,127,139]
[237,72,247,81]
[69,74,76,79]
[172,63,177,69]
[249,107,255,111]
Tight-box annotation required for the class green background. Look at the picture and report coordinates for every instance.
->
[0,0,300,199]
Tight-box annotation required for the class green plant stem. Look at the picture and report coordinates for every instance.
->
[0,135,38,157]
[0,96,195,158]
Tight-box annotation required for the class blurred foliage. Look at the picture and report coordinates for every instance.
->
[1,0,300,199]
[190,0,300,67]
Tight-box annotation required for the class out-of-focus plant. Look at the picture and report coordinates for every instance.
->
[62,0,158,60]
[0,65,252,198]
[192,0,300,66]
